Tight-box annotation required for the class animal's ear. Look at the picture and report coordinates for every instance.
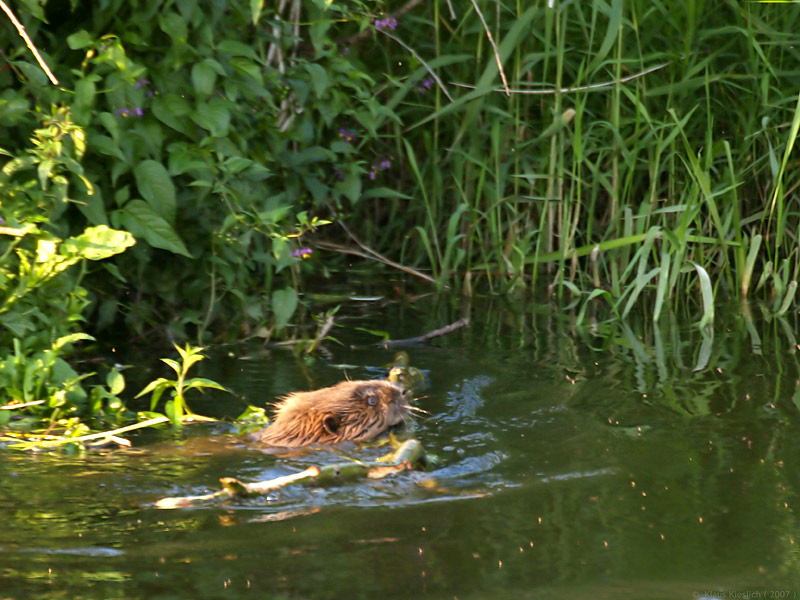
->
[323,414,341,435]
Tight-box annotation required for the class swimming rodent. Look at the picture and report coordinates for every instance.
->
[253,380,411,447]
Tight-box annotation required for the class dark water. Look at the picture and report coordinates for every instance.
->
[3,297,800,599]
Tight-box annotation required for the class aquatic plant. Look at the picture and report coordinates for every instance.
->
[135,343,228,426]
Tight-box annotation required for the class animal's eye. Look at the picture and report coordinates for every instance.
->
[367,394,378,406]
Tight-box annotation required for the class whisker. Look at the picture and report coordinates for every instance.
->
[404,404,430,416]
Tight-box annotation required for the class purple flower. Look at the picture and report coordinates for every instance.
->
[418,77,434,94]
[115,107,144,118]
[338,128,357,144]
[290,247,313,259]
[369,158,392,180]
[135,77,150,89]
[374,16,397,31]
[0,216,4,225]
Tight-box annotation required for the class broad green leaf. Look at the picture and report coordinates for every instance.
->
[152,96,192,135]
[89,134,126,161]
[61,225,136,260]
[192,60,219,97]
[107,369,125,395]
[305,63,330,97]
[67,30,93,49]
[217,40,258,59]
[272,287,298,331]
[159,11,187,43]
[0,312,33,337]
[121,200,192,258]
[191,98,231,137]
[134,160,176,224]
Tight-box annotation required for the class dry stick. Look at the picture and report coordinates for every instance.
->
[305,313,335,356]
[0,0,59,85]
[315,240,435,285]
[451,61,671,95]
[468,0,510,97]
[444,0,456,20]
[0,399,45,410]
[381,317,469,349]
[338,0,426,46]
[315,219,437,285]
[376,27,454,103]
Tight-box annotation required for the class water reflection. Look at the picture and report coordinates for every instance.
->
[3,298,800,597]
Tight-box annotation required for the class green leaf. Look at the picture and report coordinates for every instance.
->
[61,225,136,261]
[161,358,181,377]
[159,11,188,44]
[192,60,219,97]
[106,369,125,395]
[52,334,95,352]
[121,199,192,258]
[0,312,33,337]
[184,378,229,393]
[135,378,169,398]
[217,40,258,59]
[67,30,93,49]
[272,287,298,331]
[191,98,231,137]
[74,77,96,110]
[251,0,265,24]
[134,160,176,224]
[305,63,330,97]
[152,96,192,135]
[89,134,125,161]
[338,171,361,203]
[362,187,414,200]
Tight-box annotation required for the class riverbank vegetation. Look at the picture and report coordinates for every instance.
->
[1,0,799,437]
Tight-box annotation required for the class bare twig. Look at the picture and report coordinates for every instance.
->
[0,399,45,410]
[315,240,436,284]
[376,27,453,103]
[315,220,437,284]
[338,0,426,46]
[445,0,456,20]
[468,0,510,96]
[0,0,59,85]
[451,61,671,95]
[381,317,469,348]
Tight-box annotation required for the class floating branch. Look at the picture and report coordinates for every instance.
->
[381,317,469,349]
[155,439,427,509]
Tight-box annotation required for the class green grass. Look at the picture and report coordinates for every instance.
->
[349,0,800,326]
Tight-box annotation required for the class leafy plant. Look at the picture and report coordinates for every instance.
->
[135,343,228,426]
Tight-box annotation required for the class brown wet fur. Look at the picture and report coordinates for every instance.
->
[253,380,410,447]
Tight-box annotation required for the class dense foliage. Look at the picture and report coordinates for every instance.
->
[1,0,799,433]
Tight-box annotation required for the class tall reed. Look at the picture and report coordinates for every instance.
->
[350,0,800,325]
